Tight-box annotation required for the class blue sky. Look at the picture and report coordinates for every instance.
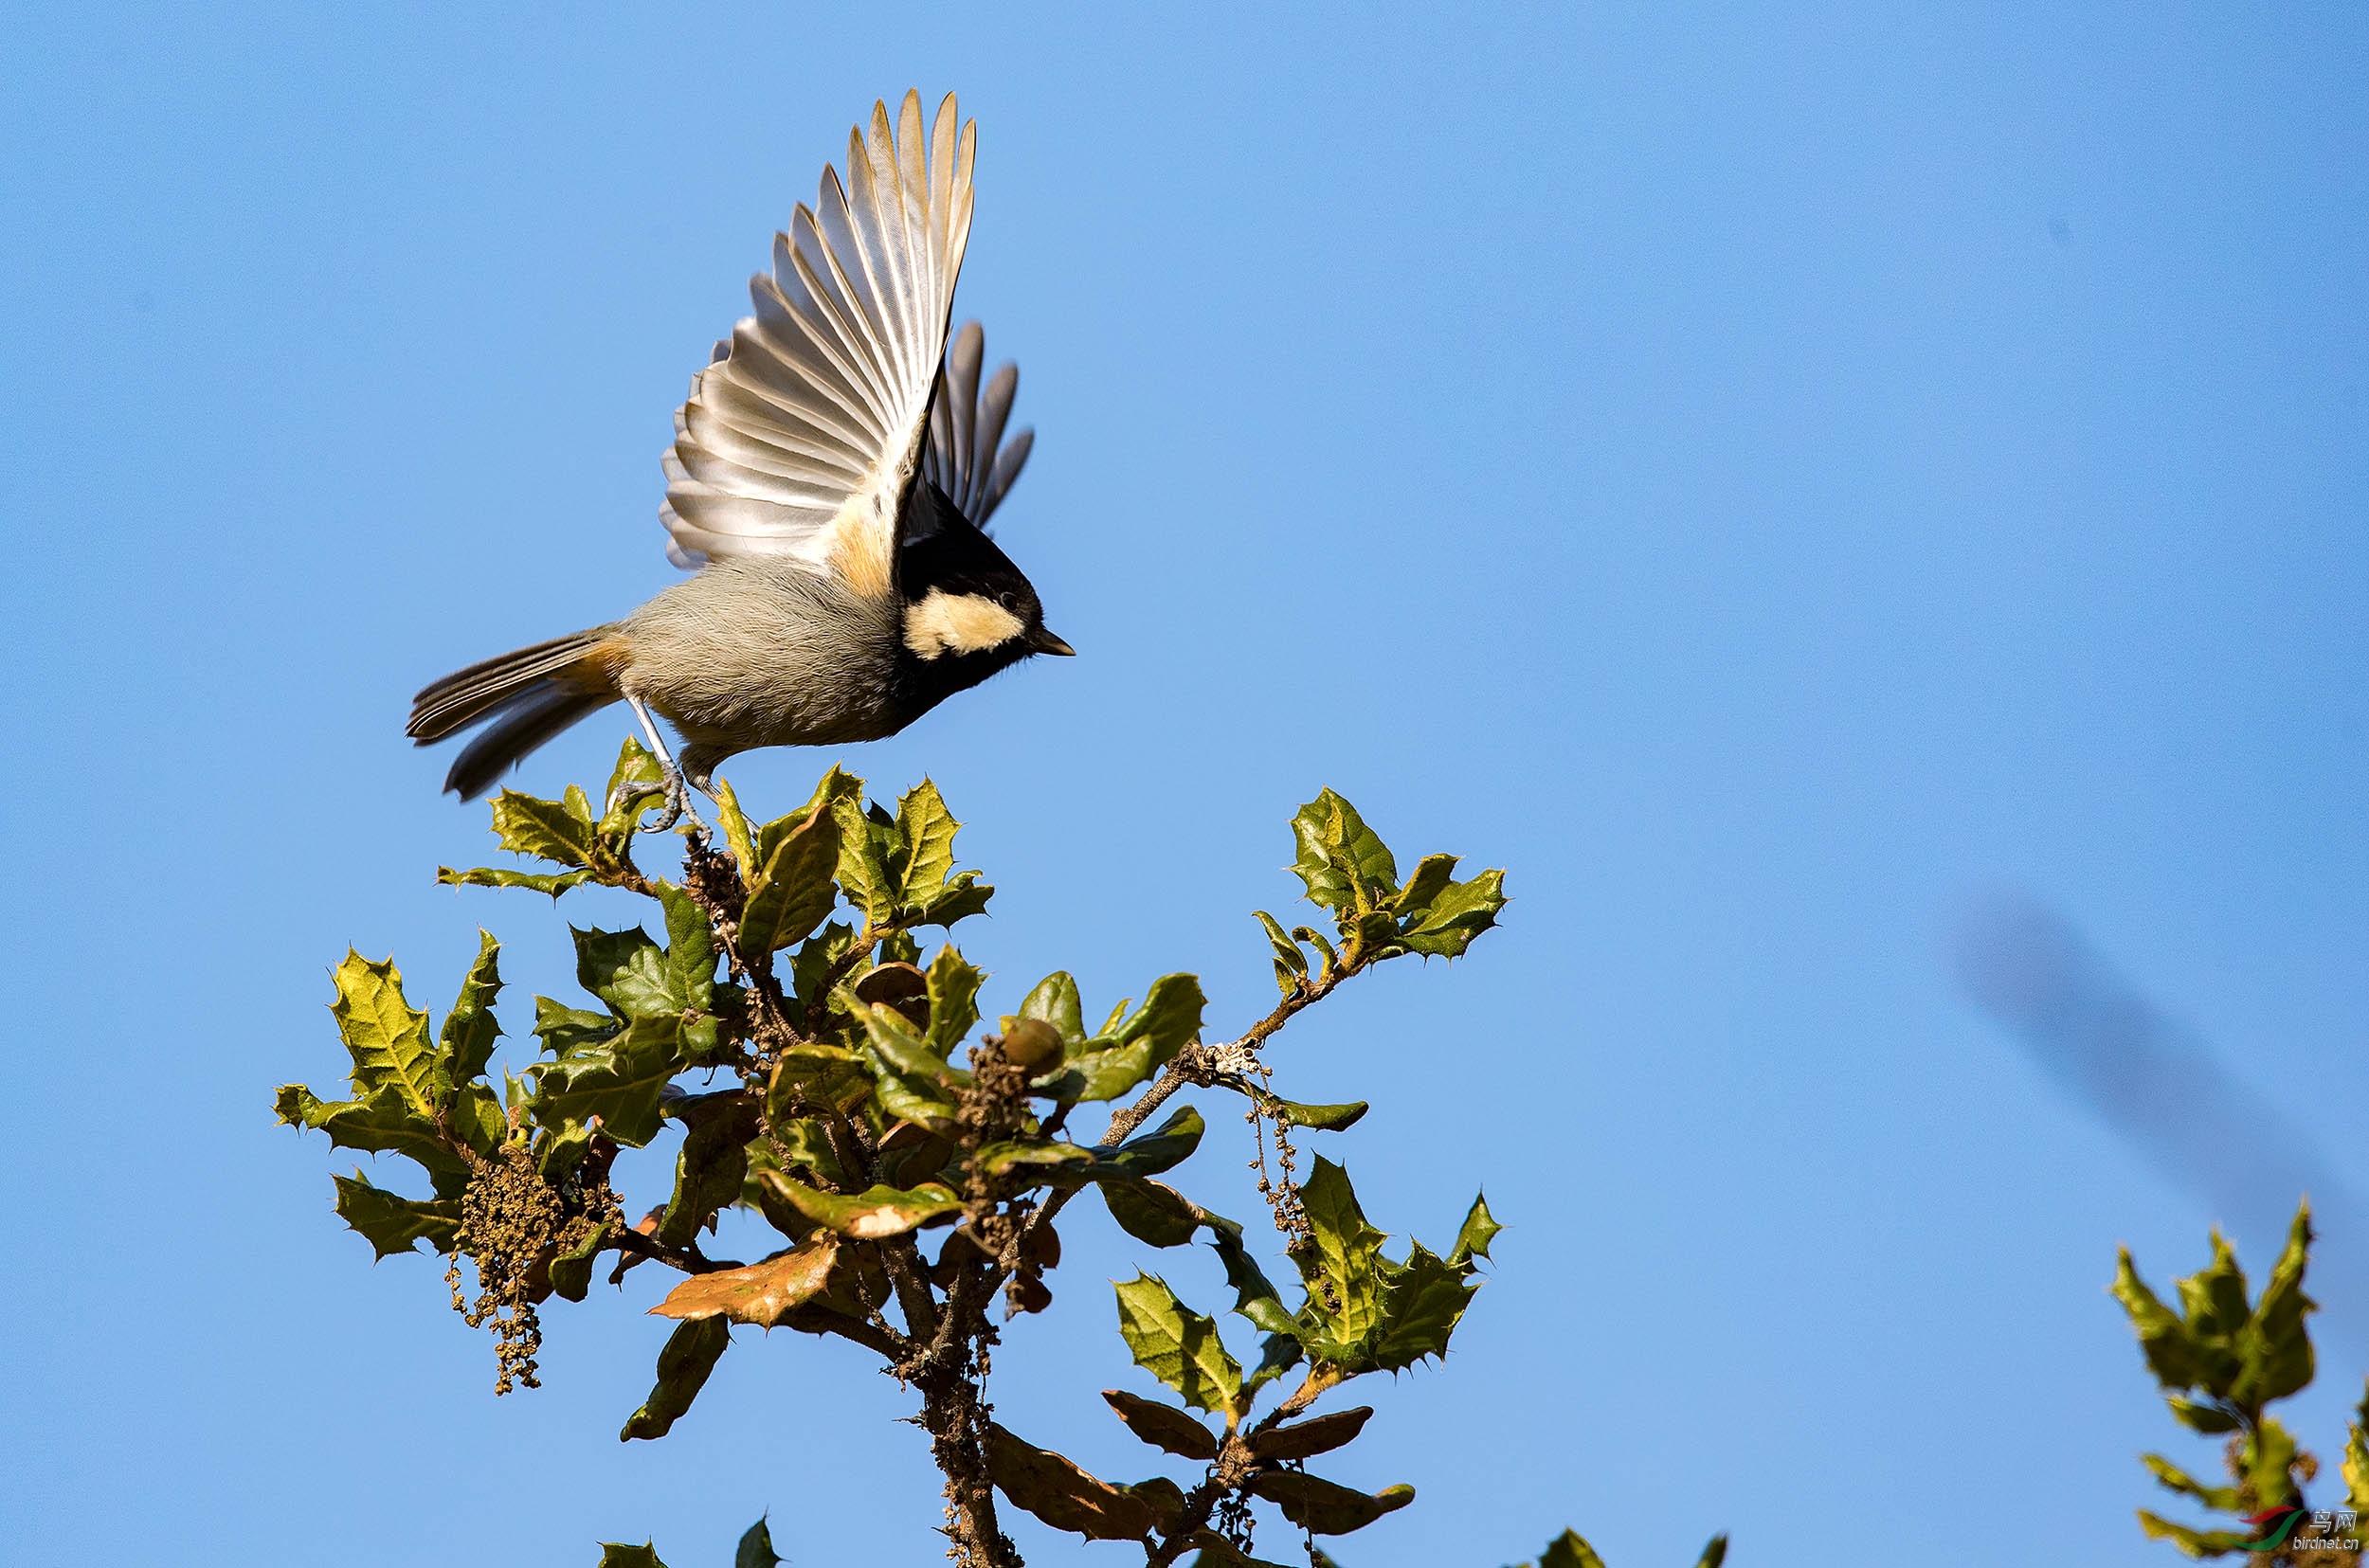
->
[3,5,2364,1564]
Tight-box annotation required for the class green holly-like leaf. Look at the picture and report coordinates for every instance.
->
[439,932,504,1087]
[1101,1388,1220,1460]
[2113,1249,2202,1392]
[1262,1096,1367,1133]
[976,1140,1097,1180]
[2233,1201,2316,1408]
[573,926,683,1022]
[1114,1273,1243,1419]
[1202,1211,1300,1339]
[1102,1180,1201,1248]
[2140,1452,2242,1512]
[1091,1106,1205,1180]
[1385,863,1507,960]
[831,794,903,927]
[1242,1472,1414,1536]
[739,797,842,952]
[983,1422,1184,1542]
[841,997,963,1129]
[595,1543,669,1568]
[1020,971,1086,1047]
[528,1016,681,1148]
[437,864,594,896]
[276,1083,468,1187]
[620,1316,730,1441]
[1253,910,1310,995]
[754,1169,962,1238]
[1036,975,1207,1103]
[734,1518,782,1568]
[1366,1242,1479,1372]
[1293,1158,1390,1361]
[2135,1512,2257,1557]
[549,1221,614,1302]
[595,738,670,841]
[658,1095,759,1248]
[1537,1530,1608,1568]
[895,779,960,906]
[330,1172,460,1258]
[1694,1535,1730,1568]
[1290,789,1399,916]
[1450,1192,1502,1265]
[925,945,985,1057]
[330,952,439,1116]
[489,784,596,868]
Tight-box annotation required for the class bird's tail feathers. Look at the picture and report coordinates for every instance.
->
[408,625,625,743]
[439,682,616,802]
[409,625,627,799]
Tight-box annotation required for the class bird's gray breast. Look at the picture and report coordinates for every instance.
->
[622,558,904,748]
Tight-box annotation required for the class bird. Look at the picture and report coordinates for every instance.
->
[407,91,1071,829]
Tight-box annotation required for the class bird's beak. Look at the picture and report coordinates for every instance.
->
[1028,628,1076,657]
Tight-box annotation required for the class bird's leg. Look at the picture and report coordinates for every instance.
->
[616,696,700,833]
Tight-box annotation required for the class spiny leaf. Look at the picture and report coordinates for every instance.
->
[2113,1248,2200,1392]
[895,779,960,905]
[619,1316,729,1441]
[572,926,682,1022]
[1694,1535,1730,1568]
[489,786,595,868]
[1101,1388,1220,1461]
[734,1519,782,1568]
[331,952,439,1116]
[1538,1530,1608,1568]
[1290,789,1398,915]
[1388,866,1506,959]
[651,1236,841,1328]
[596,1544,669,1568]
[740,798,842,952]
[1114,1273,1242,1418]
[1368,1242,1480,1371]
[277,1083,467,1184]
[440,932,503,1086]
[437,864,592,896]
[1450,1192,1503,1265]
[1091,1106,1205,1179]
[657,1095,757,1248]
[1243,1471,1414,1536]
[1294,1158,1391,1360]
[925,945,985,1057]
[2234,1200,2316,1408]
[330,1172,459,1258]
[528,1016,681,1147]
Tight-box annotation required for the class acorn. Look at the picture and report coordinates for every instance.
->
[997,1016,1064,1072]
[854,962,931,1029]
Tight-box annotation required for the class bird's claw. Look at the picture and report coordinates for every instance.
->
[606,768,693,835]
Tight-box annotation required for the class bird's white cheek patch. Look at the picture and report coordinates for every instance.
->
[903,591,1024,658]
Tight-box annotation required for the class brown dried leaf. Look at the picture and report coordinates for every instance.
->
[650,1236,841,1328]
[1246,1405,1374,1462]
[984,1422,1180,1541]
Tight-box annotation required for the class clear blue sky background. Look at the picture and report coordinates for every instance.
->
[3,5,2364,1565]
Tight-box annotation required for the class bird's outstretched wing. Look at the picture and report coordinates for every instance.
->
[923,319,1035,529]
[660,90,976,596]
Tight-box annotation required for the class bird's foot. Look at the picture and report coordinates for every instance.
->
[606,766,696,835]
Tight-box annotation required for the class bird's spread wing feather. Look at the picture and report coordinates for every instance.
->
[923,319,1035,528]
[660,91,977,594]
